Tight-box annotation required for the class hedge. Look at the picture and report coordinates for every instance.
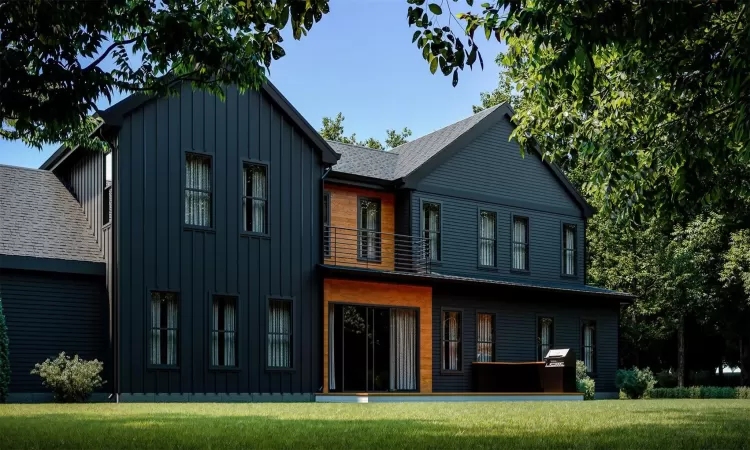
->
[650,386,750,399]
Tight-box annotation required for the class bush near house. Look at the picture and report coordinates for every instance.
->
[650,386,750,399]
[30,352,105,403]
[616,367,657,399]
[0,296,9,403]
[576,360,595,400]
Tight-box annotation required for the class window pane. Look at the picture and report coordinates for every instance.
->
[513,217,528,270]
[563,225,576,275]
[442,311,461,371]
[150,292,179,366]
[423,203,441,261]
[477,313,494,362]
[479,211,496,266]
[105,152,113,183]
[582,321,596,372]
[538,317,553,360]
[185,154,212,227]
[244,164,267,233]
[268,299,292,368]
[212,296,237,367]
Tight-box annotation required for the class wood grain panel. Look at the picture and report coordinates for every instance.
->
[324,183,396,271]
[323,278,432,393]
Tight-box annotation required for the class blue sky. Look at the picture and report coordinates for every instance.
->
[0,0,504,169]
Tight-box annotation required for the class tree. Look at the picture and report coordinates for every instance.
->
[320,113,411,150]
[408,1,750,222]
[1,0,330,150]
[0,295,9,403]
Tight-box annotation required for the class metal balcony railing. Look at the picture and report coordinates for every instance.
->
[324,226,431,274]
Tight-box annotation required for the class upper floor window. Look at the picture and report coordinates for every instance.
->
[562,224,577,276]
[476,313,495,362]
[582,320,596,373]
[441,309,462,372]
[185,153,212,227]
[150,291,179,367]
[423,202,441,262]
[512,216,529,271]
[103,152,112,226]
[268,298,293,369]
[211,295,238,368]
[243,163,268,234]
[323,191,331,257]
[479,210,496,267]
[358,198,381,261]
[538,317,554,361]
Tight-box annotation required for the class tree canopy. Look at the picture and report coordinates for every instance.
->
[319,113,412,151]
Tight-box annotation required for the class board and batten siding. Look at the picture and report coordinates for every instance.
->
[116,83,323,395]
[0,269,109,393]
[432,285,619,393]
[411,119,585,284]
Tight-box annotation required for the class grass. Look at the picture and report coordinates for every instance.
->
[1,400,749,449]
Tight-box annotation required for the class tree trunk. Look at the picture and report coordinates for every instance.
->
[677,316,686,388]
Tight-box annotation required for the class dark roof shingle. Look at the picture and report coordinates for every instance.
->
[0,165,103,263]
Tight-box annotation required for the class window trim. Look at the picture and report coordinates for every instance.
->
[208,293,241,371]
[475,311,496,363]
[356,196,382,262]
[146,289,181,370]
[510,214,530,273]
[477,208,498,269]
[440,307,464,374]
[183,150,215,232]
[561,222,578,278]
[265,295,296,372]
[420,198,443,264]
[239,158,271,238]
[581,318,597,375]
[323,190,331,258]
[536,315,555,362]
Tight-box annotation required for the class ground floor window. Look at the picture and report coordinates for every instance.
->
[150,291,179,367]
[211,296,238,368]
[268,298,293,369]
[442,310,462,372]
[329,304,418,392]
[476,313,494,362]
[538,317,554,361]
[582,320,596,373]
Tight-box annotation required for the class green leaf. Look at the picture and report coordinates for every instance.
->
[428,3,442,14]
[430,56,438,74]
[412,30,421,43]
[452,69,458,87]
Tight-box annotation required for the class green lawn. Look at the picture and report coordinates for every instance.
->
[1,400,749,449]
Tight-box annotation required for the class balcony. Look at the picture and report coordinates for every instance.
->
[323,226,431,274]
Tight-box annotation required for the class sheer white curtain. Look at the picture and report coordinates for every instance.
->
[268,301,291,368]
[185,155,211,227]
[513,218,527,270]
[540,318,552,360]
[166,298,178,366]
[244,165,267,233]
[224,302,236,367]
[329,307,336,390]
[444,311,460,370]
[477,313,494,362]
[151,297,161,365]
[151,293,178,366]
[424,203,440,261]
[389,309,417,391]
[212,301,219,367]
[584,324,595,372]
[564,226,576,275]
[479,211,496,266]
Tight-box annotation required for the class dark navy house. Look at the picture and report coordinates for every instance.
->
[0,82,630,402]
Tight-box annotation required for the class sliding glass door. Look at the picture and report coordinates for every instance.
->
[329,304,418,392]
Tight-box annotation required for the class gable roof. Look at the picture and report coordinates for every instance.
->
[0,164,103,263]
[329,104,594,217]
[40,81,340,170]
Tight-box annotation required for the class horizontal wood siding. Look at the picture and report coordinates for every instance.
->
[0,269,108,393]
[323,278,432,393]
[432,285,619,393]
[117,84,323,395]
[411,192,584,284]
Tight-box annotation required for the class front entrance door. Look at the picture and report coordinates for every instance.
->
[329,304,417,392]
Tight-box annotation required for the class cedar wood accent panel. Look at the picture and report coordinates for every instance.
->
[323,183,396,271]
[0,269,109,392]
[323,278,432,393]
[117,83,323,395]
[432,285,619,393]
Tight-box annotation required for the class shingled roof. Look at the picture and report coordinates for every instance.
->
[329,105,503,181]
[0,165,102,263]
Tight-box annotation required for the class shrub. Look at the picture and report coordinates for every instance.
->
[649,386,750,399]
[0,296,9,403]
[616,367,656,399]
[576,360,596,400]
[655,370,678,388]
[30,352,105,402]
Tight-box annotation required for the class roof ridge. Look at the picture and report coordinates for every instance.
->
[325,140,398,155]
[0,163,51,173]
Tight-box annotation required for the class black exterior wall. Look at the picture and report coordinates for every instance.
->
[115,84,324,395]
[432,284,620,394]
[0,269,109,393]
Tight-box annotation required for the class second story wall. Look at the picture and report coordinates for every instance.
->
[410,118,586,285]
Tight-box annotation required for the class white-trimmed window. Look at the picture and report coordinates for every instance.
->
[211,296,238,368]
[243,163,268,234]
[150,292,179,366]
[185,153,212,227]
[512,216,529,271]
[479,210,496,267]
